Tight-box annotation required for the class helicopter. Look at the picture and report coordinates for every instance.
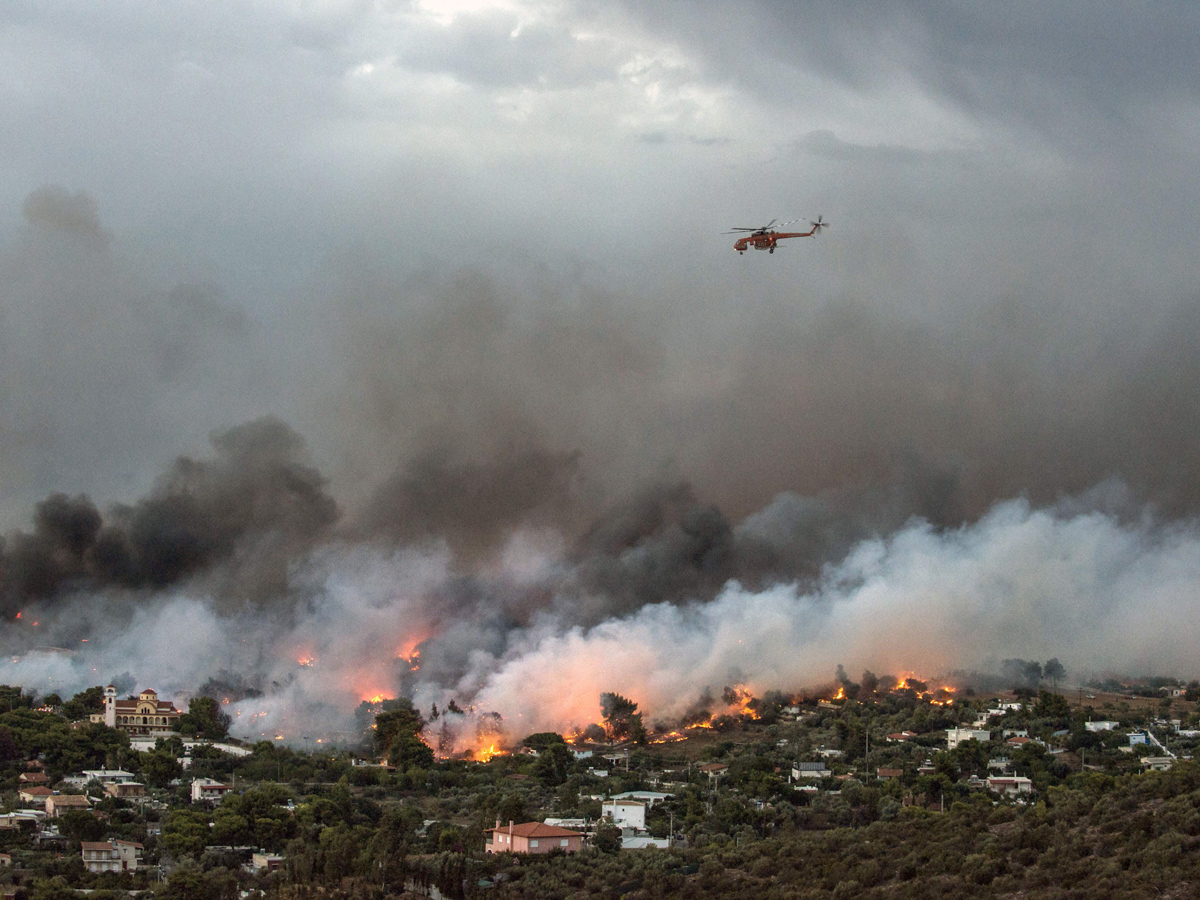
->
[725,216,829,254]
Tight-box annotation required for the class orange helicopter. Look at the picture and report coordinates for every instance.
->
[725,216,829,254]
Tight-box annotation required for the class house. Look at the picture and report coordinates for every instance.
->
[1085,721,1119,732]
[1141,757,1175,772]
[947,727,991,749]
[46,794,91,818]
[887,731,917,742]
[987,776,1033,797]
[792,762,828,780]
[485,822,584,854]
[917,760,937,776]
[610,791,672,808]
[876,768,903,780]
[622,835,670,849]
[18,786,53,808]
[191,778,234,803]
[18,771,48,785]
[1129,731,1150,747]
[80,839,141,873]
[91,686,181,736]
[251,852,284,872]
[104,781,146,800]
[1002,729,1028,739]
[0,811,44,830]
[81,768,137,785]
[697,763,729,780]
[1006,736,1033,748]
[603,799,646,831]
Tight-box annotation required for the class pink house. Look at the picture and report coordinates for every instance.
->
[486,822,584,855]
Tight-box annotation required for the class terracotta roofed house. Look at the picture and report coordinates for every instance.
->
[18,786,53,808]
[46,794,91,818]
[486,821,584,854]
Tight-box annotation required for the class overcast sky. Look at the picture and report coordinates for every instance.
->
[3,0,1199,524]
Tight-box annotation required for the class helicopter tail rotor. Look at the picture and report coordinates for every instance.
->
[809,215,830,235]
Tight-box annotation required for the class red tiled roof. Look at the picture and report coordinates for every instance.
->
[487,823,583,838]
[20,786,53,796]
[80,842,113,851]
[49,794,90,805]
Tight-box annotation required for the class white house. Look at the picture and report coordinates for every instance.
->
[191,778,234,803]
[603,799,646,831]
[791,762,828,780]
[81,768,137,785]
[987,776,1033,797]
[610,791,672,808]
[81,840,141,873]
[947,727,992,749]
[1085,721,1119,732]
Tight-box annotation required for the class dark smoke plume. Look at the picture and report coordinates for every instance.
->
[0,417,337,616]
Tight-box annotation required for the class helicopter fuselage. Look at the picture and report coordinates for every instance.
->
[733,228,816,254]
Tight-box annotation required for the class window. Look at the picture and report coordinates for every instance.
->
[530,840,539,848]
[560,839,569,847]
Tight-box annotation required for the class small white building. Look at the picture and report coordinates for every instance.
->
[791,762,828,780]
[610,791,672,808]
[1141,757,1175,772]
[622,835,670,850]
[947,727,992,749]
[603,799,646,831]
[191,778,234,803]
[987,776,1033,797]
[1085,721,1119,732]
[81,768,137,785]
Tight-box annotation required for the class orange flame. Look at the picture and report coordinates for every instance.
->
[834,686,846,701]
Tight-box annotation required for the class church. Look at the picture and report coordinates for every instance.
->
[90,687,182,736]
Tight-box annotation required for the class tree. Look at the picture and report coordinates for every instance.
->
[58,807,105,842]
[1034,690,1071,722]
[593,821,622,853]
[600,692,646,743]
[534,742,574,786]
[522,731,567,752]
[1043,659,1066,687]
[179,696,231,739]
[373,699,434,769]
[60,686,104,722]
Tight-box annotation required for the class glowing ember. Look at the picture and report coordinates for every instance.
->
[297,656,314,667]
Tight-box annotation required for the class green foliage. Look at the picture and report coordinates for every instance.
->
[162,809,211,860]
[373,699,434,770]
[600,692,646,743]
[522,731,567,751]
[59,685,104,722]
[178,695,231,739]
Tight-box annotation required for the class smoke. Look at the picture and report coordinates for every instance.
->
[0,417,337,618]
[6,481,1200,744]
[6,187,1200,744]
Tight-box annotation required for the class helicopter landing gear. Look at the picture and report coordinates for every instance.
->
[769,247,774,253]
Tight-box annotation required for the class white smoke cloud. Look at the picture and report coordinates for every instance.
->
[464,498,1200,735]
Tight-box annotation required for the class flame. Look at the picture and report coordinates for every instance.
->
[297,656,314,667]
[14,612,21,620]
[364,694,385,704]
[475,743,499,762]
[834,686,846,701]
